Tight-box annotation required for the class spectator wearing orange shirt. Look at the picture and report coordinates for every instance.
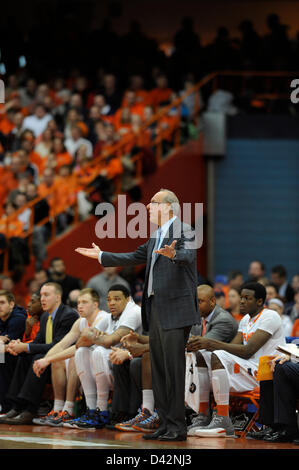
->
[51,137,72,171]
[122,75,150,108]
[114,91,145,131]
[1,156,24,206]
[0,108,17,136]
[23,278,40,311]
[0,95,29,137]
[115,107,133,136]
[148,74,172,110]
[6,173,30,207]
[0,201,30,279]
[38,167,74,235]
[23,293,43,343]
[227,287,244,323]
[20,131,45,176]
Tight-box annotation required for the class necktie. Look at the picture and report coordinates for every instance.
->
[201,318,207,336]
[45,314,53,344]
[147,228,162,297]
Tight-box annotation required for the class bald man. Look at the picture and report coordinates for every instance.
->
[186,284,238,435]
[188,285,238,345]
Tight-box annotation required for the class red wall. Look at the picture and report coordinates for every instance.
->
[46,138,207,283]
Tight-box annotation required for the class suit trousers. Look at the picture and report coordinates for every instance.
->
[149,297,191,434]
[111,358,142,416]
[273,361,299,432]
[0,353,18,412]
[258,380,275,427]
[6,353,51,412]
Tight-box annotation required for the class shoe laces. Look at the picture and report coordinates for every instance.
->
[191,412,208,425]
[139,412,158,424]
[78,408,93,421]
[209,413,226,427]
[122,408,143,424]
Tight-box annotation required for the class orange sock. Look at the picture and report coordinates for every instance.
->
[199,402,209,415]
[217,404,229,416]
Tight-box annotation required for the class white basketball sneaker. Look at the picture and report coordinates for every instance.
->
[194,414,235,438]
[187,412,212,436]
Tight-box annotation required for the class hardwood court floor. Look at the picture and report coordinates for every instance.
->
[0,423,298,450]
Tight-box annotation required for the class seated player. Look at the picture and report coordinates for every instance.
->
[109,331,160,433]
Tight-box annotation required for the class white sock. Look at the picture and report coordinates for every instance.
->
[63,401,74,415]
[211,368,230,405]
[95,373,110,411]
[91,347,111,411]
[142,389,154,414]
[197,367,210,412]
[53,399,64,412]
[75,347,97,410]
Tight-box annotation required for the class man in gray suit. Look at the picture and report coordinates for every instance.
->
[186,284,238,435]
[75,188,200,441]
[188,284,238,344]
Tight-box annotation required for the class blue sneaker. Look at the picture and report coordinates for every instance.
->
[63,407,107,430]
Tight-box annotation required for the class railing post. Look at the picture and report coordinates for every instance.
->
[156,138,162,166]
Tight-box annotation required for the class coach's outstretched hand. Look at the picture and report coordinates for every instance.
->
[75,242,101,259]
[155,240,177,259]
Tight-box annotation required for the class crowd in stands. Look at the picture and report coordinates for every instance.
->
[0,255,298,442]
[1,13,298,283]
[0,68,198,282]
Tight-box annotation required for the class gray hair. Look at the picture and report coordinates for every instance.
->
[159,188,180,215]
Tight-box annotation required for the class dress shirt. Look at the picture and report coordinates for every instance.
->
[27,306,59,353]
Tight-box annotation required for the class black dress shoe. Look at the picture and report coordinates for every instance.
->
[0,409,20,424]
[159,431,187,441]
[142,429,167,440]
[6,410,36,425]
[263,430,296,443]
[293,438,299,445]
[246,426,275,440]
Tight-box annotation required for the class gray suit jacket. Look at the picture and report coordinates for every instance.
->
[101,218,200,331]
[190,304,238,343]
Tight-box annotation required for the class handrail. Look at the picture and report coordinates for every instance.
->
[0,69,297,275]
